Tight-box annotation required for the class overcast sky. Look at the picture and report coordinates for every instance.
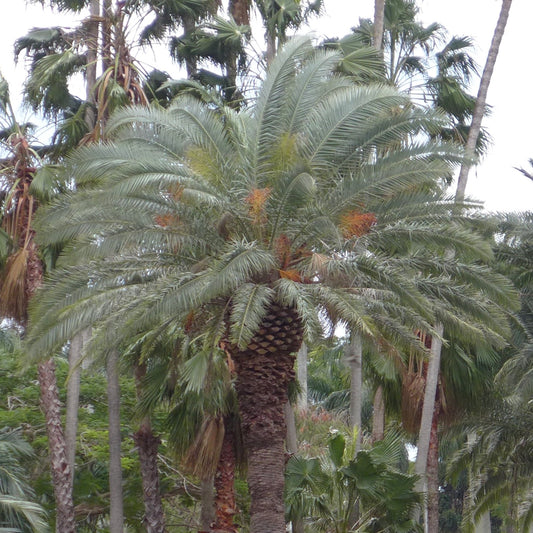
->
[1,0,531,212]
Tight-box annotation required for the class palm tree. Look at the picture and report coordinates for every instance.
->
[25,37,513,532]
[0,73,76,533]
[455,0,513,201]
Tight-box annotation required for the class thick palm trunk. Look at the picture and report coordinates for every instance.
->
[38,358,76,533]
[371,385,385,442]
[427,400,440,533]
[212,417,238,533]
[106,350,124,533]
[230,304,302,533]
[455,0,512,201]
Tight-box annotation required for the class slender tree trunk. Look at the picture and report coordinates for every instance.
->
[199,477,215,532]
[38,359,76,533]
[212,417,238,533]
[455,0,513,202]
[346,334,363,453]
[296,343,308,411]
[266,32,277,66]
[426,400,440,533]
[371,385,385,442]
[182,14,198,78]
[64,331,85,485]
[84,0,100,130]
[230,304,302,533]
[414,325,443,522]
[373,0,386,50]
[106,350,124,533]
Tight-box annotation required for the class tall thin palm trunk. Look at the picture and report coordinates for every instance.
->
[346,334,363,453]
[106,350,124,533]
[455,0,513,201]
[426,399,440,533]
[296,343,308,410]
[371,385,385,442]
[414,326,443,522]
[373,0,386,50]
[64,331,84,484]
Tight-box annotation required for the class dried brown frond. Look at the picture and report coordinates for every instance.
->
[0,248,29,323]
[182,416,225,478]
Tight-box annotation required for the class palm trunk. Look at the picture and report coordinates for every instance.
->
[65,331,85,484]
[414,325,443,526]
[38,358,76,533]
[213,417,238,533]
[199,477,215,532]
[230,304,302,533]
[134,363,166,532]
[373,0,386,50]
[84,0,100,130]
[296,343,308,411]
[106,350,124,533]
[455,0,513,201]
[346,334,363,453]
[371,385,385,442]
[134,418,166,533]
[427,399,440,533]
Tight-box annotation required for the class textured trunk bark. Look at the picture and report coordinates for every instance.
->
[266,32,277,66]
[346,334,363,453]
[296,343,308,411]
[455,0,513,201]
[134,419,166,533]
[373,0,386,50]
[230,304,302,533]
[106,350,124,533]
[371,385,385,442]
[426,400,440,533]
[212,418,238,533]
[38,358,76,533]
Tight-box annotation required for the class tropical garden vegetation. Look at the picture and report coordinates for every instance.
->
[0,0,530,532]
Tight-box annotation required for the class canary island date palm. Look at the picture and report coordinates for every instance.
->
[25,37,512,532]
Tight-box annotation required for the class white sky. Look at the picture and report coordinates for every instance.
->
[1,0,531,212]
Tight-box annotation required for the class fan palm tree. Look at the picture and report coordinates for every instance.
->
[25,37,514,532]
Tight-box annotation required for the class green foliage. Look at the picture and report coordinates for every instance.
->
[285,430,422,532]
